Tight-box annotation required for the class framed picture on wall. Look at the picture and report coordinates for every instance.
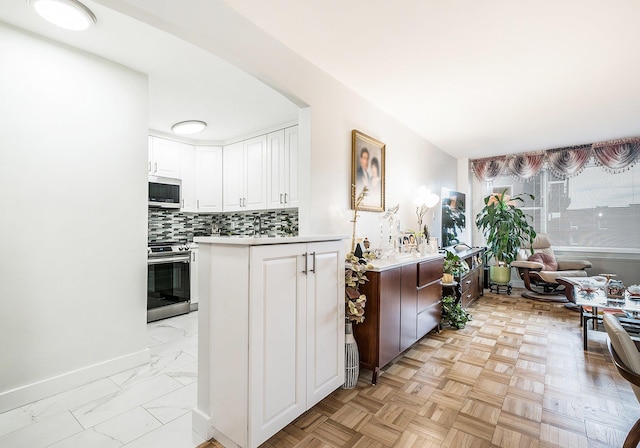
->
[351,129,385,212]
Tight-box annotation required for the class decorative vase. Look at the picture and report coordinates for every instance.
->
[489,265,511,284]
[343,321,359,389]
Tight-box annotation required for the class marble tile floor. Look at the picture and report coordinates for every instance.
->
[0,311,203,448]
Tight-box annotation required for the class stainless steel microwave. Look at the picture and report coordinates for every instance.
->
[149,176,181,209]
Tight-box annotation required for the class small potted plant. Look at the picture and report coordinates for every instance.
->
[441,295,472,329]
[475,189,536,284]
[442,250,469,283]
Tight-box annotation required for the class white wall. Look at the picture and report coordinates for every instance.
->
[0,23,149,411]
[96,0,458,248]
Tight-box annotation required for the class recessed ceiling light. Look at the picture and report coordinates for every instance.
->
[30,0,97,31]
[171,120,207,135]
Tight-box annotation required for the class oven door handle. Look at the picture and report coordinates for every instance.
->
[148,256,190,265]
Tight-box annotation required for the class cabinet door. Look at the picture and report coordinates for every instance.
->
[148,136,153,174]
[244,135,267,210]
[249,243,307,447]
[195,146,223,212]
[150,137,182,178]
[222,142,244,211]
[400,264,417,352]
[283,126,299,208]
[267,130,285,209]
[378,268,402,367]
[180,145,196,212]
[306,240,345,408]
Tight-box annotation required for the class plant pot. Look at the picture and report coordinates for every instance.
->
[442,273,454,283]
[489,265,511,284]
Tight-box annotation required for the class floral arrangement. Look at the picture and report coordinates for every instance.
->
[345,185,373,323]
[345,253,369,323]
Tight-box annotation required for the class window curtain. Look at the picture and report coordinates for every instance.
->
[593,139,640,173]
[471,138,640,182]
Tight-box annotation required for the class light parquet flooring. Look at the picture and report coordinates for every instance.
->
[199,289,640,448]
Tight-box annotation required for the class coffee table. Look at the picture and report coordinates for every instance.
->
[574,284,640,350]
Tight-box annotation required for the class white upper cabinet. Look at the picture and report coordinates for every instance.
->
[223,136,267,212]
[180,145,196,211]
[267,126,299,209]
[148,136,182,179]
[181,146,223,213]
[267,130,284,209]
[222,141,244,211]
[195,146,223,213]
[284,126,299,208]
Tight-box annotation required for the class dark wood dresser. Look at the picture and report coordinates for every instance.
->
[352,255,443,384]
[451,247,485,308]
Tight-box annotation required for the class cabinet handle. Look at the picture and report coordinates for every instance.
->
[310,252,316,273]
[192,252,196,262]
[239,197,243,207]
[284,193,288,204]
[465,280,472,285]
[154,162,157,173]
[148,161,151,171]
[302,252,308,274]
[197,199,200,209]
[181,199,184,207]
[280,193,283,204]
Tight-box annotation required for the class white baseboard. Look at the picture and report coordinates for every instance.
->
[192,408,215,441]
[192,408,242,448]
[0,348,150,413]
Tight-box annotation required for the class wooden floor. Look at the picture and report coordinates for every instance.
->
[199,289,640,448]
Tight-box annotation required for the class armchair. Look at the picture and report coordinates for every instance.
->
[511,233,591,294]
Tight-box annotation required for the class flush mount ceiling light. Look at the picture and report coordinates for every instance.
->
[171,120,207,135]
[30,0,97,31]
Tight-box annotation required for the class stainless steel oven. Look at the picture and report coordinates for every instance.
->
[147,242,192,322]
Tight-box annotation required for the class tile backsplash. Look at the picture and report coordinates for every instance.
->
[148,208,299,243]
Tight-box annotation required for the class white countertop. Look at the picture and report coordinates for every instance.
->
[363,253,444,272]
[194,234,349,246]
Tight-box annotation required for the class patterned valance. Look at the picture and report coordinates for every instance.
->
[471,137,640,182]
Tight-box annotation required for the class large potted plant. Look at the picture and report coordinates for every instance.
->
[475,189,536,284]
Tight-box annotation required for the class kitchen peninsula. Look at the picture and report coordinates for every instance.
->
[192,235,347,448]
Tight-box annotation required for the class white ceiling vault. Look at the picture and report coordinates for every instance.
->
[2,0,640,158]
[223,0,640,159]
[0,0,299,144]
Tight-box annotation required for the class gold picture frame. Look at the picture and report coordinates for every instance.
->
[351,130,385,212]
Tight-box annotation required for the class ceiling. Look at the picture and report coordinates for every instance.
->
[2,1,640,158]
[222,0,640,159]
[0,0,299,144]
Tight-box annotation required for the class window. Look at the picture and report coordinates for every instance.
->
[472,162,640,252]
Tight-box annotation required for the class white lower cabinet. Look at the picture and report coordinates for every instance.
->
[193,238,345,448]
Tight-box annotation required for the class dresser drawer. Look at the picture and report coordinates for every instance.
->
[418,259,443,288]
[460,273,476,294]
[460,275,479,308]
